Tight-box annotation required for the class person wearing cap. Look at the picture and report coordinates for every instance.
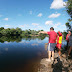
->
[66,31,71,51]
[39,27,57,62]
[68,31,72,56]
[56,31,62,57]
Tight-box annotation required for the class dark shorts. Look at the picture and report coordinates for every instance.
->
[48,43,56,51]
[55,46,61,52]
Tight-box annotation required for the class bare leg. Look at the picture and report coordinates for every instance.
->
[52,51,54,60]
[58,50,61,56]
[68,46,72,55]
[48,51,51,59]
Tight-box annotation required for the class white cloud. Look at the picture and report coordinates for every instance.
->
[54,22,61,28]
[32,23,39,26]
[45,21,53,25]
[37,13,42,17]
[4,25,10,29]
[20,25,24,27]
[18,14,22,16]
[55,22,61,26]
[54,25,58,28]
[3,18,8,21]
[4,25,10,27]
[60,24,65,27]
[48,13,61,18]
[20,24,29,27]
[50,0,66,9]
[38,26,43,29]
[0,15,3,17]
[29,11,32,14]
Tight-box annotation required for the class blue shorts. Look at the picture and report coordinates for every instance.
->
[48,43,56,51]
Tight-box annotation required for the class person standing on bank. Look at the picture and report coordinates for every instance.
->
[66,31,71,51]
[56,31,62,57]
[39,27,57,62]
[68,31,72,56]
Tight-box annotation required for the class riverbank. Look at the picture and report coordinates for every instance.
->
[38,43,72,72]
[38,52,72,72]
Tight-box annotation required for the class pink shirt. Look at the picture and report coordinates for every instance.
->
[66,34,70,42]
[47,31,57,43]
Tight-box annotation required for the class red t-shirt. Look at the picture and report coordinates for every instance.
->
[66,34,70,42]
[47,31,57,43]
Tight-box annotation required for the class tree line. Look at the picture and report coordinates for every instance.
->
[0,27,47,38]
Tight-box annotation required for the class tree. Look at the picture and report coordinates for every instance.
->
[65,0,72,30]
[0,27,4,30]
[66,0,72,18]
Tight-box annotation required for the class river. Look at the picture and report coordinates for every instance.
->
[0,37,67,72]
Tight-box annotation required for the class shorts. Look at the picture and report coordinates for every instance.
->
[48,43,56,51]
[56,43,62,50]
[55,46,61,52]
[69,42,72,46]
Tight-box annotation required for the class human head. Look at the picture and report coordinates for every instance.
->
[68,31,71,35]
[61,32,62,34]
[58,31,60,33]
[58,31,62,36]
[50,27,54,31]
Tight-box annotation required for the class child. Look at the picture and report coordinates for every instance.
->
[56,31,62,57]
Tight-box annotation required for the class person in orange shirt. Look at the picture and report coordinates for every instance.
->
[56,31,62,57]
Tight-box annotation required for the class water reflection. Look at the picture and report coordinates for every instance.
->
[45,43,48,51]
[4,48,8,51]
[31,43,38,46]
[0,36,46,43]
[0,36,47,72]
[0,36,67,72]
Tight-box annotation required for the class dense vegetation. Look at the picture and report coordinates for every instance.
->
[0,27,48,43]
[65,0,72,30]
[62,0,72,38]
[0,27,46,36]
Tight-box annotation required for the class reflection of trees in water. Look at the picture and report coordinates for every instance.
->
[45,43,48,51]
[0,36,22,43]
[0,36,47,43]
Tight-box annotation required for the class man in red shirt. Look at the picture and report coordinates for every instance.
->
[39,27,57,61]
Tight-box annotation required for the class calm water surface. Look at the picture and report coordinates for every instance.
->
[0,37,66,72]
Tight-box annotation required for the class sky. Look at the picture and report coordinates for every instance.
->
[0,0,70,32]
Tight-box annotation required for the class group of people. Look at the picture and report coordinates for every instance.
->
[39,27,72,62]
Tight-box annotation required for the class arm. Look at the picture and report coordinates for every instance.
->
[66,34,68,41]
[39,31,48,34]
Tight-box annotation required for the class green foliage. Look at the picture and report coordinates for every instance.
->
[65,0,72,31]
[65,22,71,29]
[0,27,47,40]
[66,0,72,18]
[38,33,47,40]
[62,31,68,39]
[0,36,22,43]
[0,27,4,30]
